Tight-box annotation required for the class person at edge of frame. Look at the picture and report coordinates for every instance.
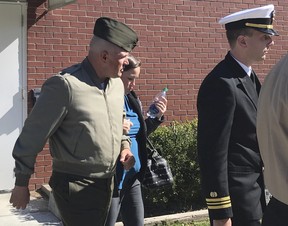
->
[9,17,138,226]
[197,4,278,226]
[257,53,288,226]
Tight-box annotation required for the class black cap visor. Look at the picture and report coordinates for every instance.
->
[256,27,279,36]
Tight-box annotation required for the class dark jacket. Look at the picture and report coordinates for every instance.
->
[126,91,163,182]
[197,52,265,221]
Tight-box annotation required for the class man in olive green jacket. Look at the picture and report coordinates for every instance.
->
[9,17,138,226]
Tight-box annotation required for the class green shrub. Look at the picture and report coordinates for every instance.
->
[143,119,205,217]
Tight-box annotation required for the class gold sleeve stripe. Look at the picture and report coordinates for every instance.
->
[206,195,231,210]
[245,23,273,29]
[208,203,232,210]
[207,200,231,206]
[206,196,230,202]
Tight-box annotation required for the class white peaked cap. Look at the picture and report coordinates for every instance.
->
[218,4,278,36]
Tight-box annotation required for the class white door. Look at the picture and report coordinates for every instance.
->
[0,2,27,190]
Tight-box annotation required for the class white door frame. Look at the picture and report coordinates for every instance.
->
[0,1,27,191]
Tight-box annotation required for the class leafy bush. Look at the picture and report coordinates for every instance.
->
[143,119,205,217]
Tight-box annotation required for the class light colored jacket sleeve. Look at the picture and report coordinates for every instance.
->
[12,76,70,186]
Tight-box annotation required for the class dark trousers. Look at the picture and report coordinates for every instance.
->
[105,179,144,226]
[49,171,114,226]
[262,197,288,226]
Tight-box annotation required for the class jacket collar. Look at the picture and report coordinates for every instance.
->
[82,57,109,89]
[226,52,259,108]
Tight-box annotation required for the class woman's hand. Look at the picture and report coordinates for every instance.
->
[123,118,133,134]
[155,96,167,119]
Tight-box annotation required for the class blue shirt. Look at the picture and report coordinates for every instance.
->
[117,95,141,189]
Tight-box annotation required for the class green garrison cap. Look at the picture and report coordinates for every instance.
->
[93,17,138,52]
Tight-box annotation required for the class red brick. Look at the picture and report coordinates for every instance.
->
[25,0,288,190]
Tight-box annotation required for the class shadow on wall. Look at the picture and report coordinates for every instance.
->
[27,0,48,29]
[0,92,22,136]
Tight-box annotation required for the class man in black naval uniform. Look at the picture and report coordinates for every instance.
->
[197,4,278,226]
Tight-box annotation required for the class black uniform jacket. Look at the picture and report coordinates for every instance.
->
[197,52,265,220]
[124,91,163,183]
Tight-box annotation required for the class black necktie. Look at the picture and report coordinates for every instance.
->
[250,71,256,89]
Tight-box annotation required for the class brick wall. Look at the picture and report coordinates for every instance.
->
[26,0,288,190]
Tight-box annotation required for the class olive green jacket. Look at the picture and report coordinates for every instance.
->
[13,58,130,186]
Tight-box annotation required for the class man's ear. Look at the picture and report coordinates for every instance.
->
[237,35,247,47]
[100,50,109,63]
